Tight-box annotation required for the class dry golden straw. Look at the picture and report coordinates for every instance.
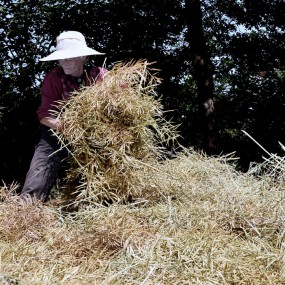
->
[1,61,284,285]
[53,60,179,204]
[0,148,284,284]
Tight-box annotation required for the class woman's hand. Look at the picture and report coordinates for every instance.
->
[40,117,63,131]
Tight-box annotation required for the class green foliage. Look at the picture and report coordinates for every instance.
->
[200,0,285,168]
[0,0,285,183]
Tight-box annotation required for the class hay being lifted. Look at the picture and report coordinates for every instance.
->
[54,60,179,203]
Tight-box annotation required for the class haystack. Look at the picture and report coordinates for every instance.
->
[54,60,179,203]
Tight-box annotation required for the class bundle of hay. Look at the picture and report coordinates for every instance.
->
[54,60,179,203]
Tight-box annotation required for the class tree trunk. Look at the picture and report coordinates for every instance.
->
[184,0,216,153]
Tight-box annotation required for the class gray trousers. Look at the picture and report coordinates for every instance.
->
[21,125,68,201]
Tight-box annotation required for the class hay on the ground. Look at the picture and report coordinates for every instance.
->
[0,148,284,284]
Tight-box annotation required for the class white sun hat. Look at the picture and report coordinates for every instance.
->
[40,31,105,61]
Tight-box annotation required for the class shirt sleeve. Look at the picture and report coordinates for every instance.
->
[37,69,63,121]
[89,66,108,82]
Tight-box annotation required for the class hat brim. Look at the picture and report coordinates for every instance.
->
[40,47,105,61]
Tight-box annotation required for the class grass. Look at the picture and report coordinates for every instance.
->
[0,149,284,284]
[0,61,284,284]
[53,60,178,204]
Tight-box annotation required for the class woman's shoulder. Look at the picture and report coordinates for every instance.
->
[42,67,66,85]
[47,66,65,78]
[42,66,66,88]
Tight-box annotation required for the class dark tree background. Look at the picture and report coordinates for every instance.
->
[1,0,285,185]
[185,0,215,152]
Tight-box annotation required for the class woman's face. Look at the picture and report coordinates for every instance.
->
[58,56,85,77]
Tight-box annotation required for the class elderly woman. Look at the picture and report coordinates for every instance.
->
[21,31,106,201]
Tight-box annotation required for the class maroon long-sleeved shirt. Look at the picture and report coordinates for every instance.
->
[37,66,106,121]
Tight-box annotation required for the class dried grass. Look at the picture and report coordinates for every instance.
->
[0,62,284,284]
[53,60,179,204]
[1,147,285,284]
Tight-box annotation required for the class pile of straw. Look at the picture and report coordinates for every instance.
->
[54,60,178,203]
[1,61,284,284]
[1,149,284,284]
